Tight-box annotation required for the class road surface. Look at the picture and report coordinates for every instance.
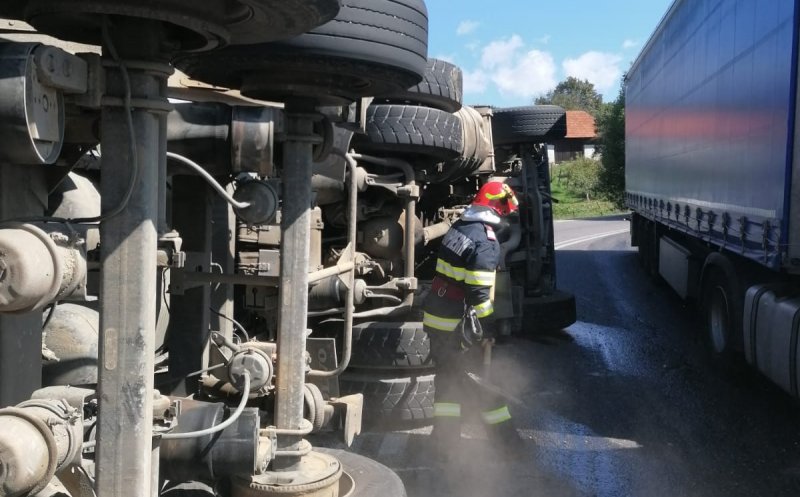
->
[314,215,800,497]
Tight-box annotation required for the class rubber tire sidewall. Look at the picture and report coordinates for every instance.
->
[315,448,407,497]
[174,0,428,101]
[378,58,464,112]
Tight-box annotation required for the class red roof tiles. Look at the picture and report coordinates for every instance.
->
[565,110,596,139]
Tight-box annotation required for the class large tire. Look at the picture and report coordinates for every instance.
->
[7,0,340,50]
[702,267,745,371]
[492,105,567,146]
[354,105,463,160]
[315,448,407,497]
[378,58,463,112]
[175,0,428,103]
[339,372,435,423]
[349,321,432,370]
[641,221,660,279]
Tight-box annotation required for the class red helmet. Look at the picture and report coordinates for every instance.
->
[472,181,519,216]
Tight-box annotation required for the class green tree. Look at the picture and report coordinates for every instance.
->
[596,85,626,207]
[558,157,602,201]
[535,77,604,116]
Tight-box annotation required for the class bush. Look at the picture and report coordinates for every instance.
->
[596,87,626,207]
[553,157,602,201]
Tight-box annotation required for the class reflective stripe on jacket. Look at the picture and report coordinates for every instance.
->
[423,213,500,330]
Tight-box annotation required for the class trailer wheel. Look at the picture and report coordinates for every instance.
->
[354,104,464,160]
[638,219,659,279]
[702,268,744,371]
[491,105,567,146]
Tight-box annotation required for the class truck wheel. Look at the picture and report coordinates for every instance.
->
[175,0,428,103]
[635,216,648,267]
[339,372,435,424]
[491,105,567,146]
[645,221,660,278]
[355,105,464,160]
[315,448,406,497]
[378,58,464,112]
[702,268,744,371]
[349,322,433,370]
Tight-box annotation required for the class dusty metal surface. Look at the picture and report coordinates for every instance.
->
[95,20,166,497]
[273,107,316,472]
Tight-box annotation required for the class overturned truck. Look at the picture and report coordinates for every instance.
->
[0,1,575,496]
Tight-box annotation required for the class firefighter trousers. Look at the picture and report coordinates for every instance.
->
[427,327,517,443]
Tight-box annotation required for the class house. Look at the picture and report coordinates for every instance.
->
[547,110,597,164]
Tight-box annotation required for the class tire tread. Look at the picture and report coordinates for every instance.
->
[357,104,463,159]
[492,105,567,145]
[339,372,435,422]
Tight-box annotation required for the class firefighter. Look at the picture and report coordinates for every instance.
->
[423,180,523,450]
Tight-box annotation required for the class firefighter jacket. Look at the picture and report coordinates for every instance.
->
[423,205,501,332]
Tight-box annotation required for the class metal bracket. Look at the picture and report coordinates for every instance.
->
[157,232,185,269]
[306,338,339,399]
[330,394,363,447]
[71,53,104,109]
[34,45,88,94]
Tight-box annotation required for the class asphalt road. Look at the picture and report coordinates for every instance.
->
[315,215,800,497]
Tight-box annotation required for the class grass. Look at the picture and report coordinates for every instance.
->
[550,180,623,220]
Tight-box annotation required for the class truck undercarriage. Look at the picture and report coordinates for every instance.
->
[0,3,574,496]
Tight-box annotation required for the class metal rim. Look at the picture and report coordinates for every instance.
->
[23,1,228,51]
[17,0,341,52]
[232,451,343,496]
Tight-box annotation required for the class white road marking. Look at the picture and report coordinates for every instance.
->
[554,228,630,250]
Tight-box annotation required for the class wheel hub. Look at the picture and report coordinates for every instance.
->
[232,450,343,497]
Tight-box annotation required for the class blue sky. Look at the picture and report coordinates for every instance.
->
[426,0,674,107]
